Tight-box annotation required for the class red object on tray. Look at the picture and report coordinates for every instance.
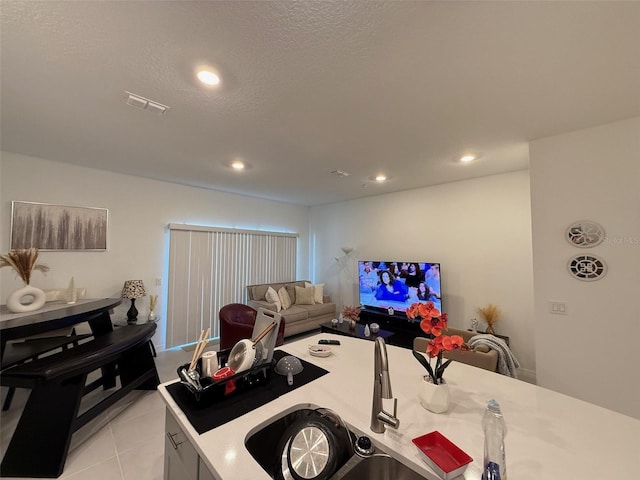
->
[213,366,236,395]
[412,431,473,479]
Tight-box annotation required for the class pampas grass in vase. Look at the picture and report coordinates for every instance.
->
[0,248,50,285]
[148,295,159,321]
[477,304,500,334]
[1,248,50,312]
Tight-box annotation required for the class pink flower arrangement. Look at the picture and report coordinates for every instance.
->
[407,302,469,384]
[341,305,361,322]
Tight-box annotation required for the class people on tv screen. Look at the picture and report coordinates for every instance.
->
[358,260,442,313]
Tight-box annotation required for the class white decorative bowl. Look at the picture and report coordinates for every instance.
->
[308,344,332,357]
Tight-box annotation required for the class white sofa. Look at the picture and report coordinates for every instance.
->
[246,280,336,337]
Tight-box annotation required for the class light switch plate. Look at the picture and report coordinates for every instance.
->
[549,302,568,315]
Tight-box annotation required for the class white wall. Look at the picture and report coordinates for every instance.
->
[310,170,536,379]
[0,152,310,349]
[530,117,640,419]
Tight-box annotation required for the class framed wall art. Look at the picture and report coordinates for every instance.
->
[10,201,108,251]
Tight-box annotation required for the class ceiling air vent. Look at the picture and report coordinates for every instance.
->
[125,91,170,115]
[330,170,350,177]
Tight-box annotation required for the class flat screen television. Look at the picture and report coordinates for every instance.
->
[358,260,442,314]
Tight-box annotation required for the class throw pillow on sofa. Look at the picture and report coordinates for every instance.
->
[265,286,282,312]
[294,286,315,305]
[278,286,292,310]
[304,282,324,304]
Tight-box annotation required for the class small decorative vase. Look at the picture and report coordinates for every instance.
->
[419,376,450,414]
[7,284,47,313]
[148,310,157,322]
[66,276,77,304]
[486,324,496,334]
[349,319,356,330]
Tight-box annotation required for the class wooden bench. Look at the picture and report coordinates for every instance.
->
[0,322,159,478]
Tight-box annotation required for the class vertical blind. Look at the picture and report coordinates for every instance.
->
[166,224,298,348]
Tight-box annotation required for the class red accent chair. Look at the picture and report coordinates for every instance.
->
[219,303,285,350]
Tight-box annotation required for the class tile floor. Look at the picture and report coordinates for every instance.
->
[0,346,196,480]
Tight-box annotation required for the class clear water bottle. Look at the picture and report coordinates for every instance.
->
[482,399,507,480]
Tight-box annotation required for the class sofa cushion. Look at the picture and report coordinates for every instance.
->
[278,287,292,310]
[303,302,336,317]
[294,286,315,305]
[252,284,270,301]
[305,282,324,304]
[473,344,491,353]
[277,305,310,323]
[286,284,297,304]
[265,286,281,312]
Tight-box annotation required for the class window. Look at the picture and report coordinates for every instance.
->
[166,224,297,348]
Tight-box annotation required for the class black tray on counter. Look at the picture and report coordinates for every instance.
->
[167,350,330,434]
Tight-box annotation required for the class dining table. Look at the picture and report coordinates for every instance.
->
[0,298,122,397]
[0,298,121,357]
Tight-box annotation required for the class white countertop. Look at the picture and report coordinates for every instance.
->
[158,333,640,480]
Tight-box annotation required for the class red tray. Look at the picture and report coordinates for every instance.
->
[412,431,473,479]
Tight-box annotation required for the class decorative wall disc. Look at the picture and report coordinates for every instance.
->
[566,221,605,248]
[567,254,607,281]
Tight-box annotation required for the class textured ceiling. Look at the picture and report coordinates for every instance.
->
[1,1,639,206]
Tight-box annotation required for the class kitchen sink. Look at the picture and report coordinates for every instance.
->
[245,405,323,475]
[333,454,427,480]
[245,404,427,480]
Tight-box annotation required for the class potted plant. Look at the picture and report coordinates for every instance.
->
[407,301,468,413]
[1,248,50,313]
[341,305,361,329]
[478,304,500,334]
[149,295,158,321]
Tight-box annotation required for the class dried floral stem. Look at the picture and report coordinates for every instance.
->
[477,304,500,326]
[0,248,49,285]
[149,295,158,311]
[341,305,361,321]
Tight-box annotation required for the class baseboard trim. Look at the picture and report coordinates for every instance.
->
[517,367,537,385]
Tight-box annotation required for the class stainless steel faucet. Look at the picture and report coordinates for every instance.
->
[371,337,400,433]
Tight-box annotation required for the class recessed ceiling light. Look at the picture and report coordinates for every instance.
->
[197,70,221,86]
[367,174,391,183]
[460,154,476,163]
[230,161,245,170]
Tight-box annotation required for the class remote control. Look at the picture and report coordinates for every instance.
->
[319,339,341,345]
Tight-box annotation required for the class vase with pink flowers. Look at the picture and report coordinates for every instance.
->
[341,305,361,329]
[407,301,469,413]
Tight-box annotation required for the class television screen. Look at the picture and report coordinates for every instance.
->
[358,260,442,314]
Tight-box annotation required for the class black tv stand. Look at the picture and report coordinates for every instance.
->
[358,308,422,349]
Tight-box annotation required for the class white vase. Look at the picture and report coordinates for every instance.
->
[148,310,157,322]
[66,276,77,304]
[419,376,450,413]
[7,284,47,313]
